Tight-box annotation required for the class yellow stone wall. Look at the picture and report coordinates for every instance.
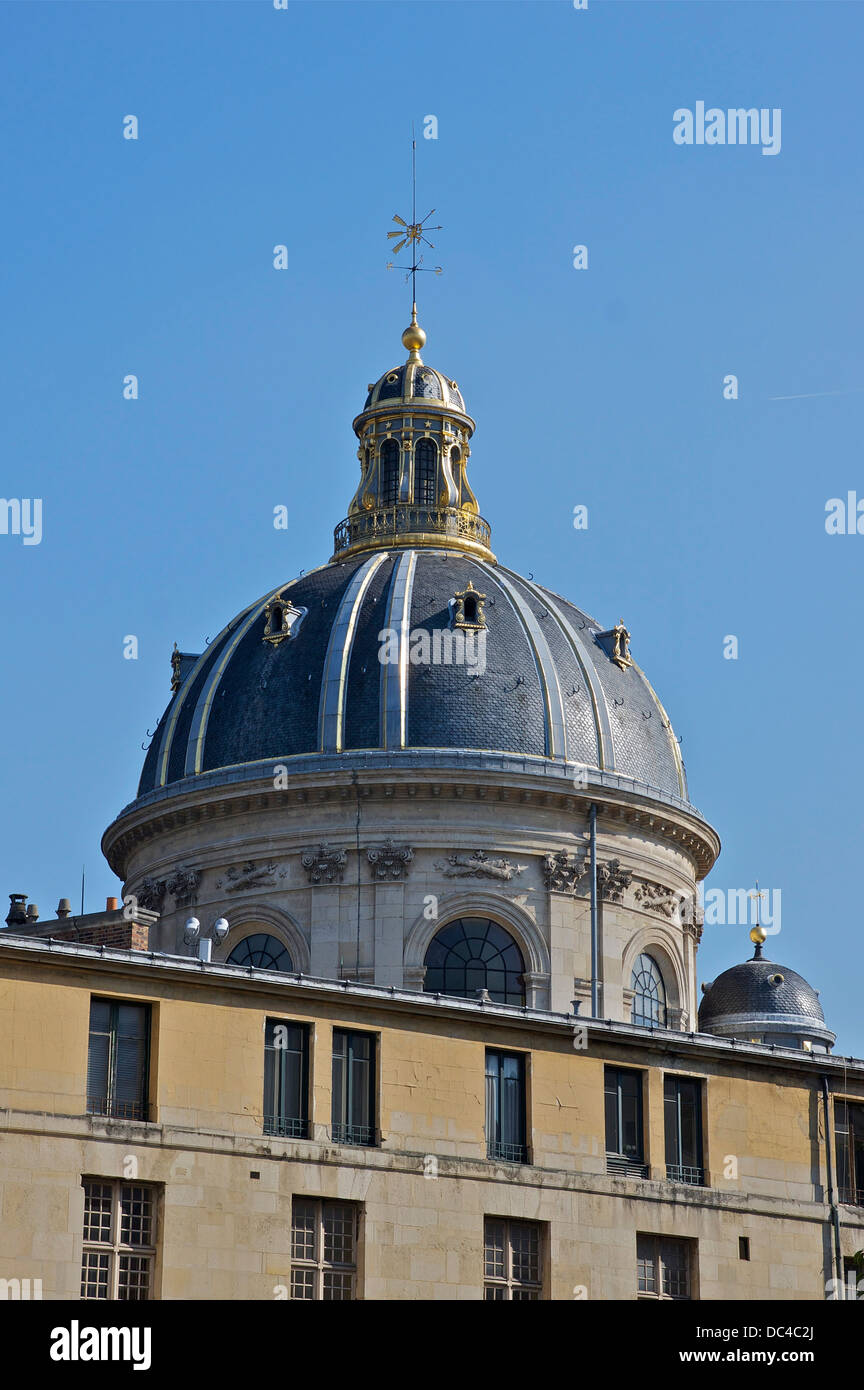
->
[1,951,862,1301]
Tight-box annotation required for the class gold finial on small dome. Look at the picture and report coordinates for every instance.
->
[402,303,426,363]
[749,925,767,947]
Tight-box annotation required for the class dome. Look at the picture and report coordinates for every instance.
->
[698,941,834,1051]
[137,548,689,802]
[361,362,466,415]
[134,313,692,818]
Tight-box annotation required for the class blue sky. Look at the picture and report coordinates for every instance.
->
[1,0,862,1049]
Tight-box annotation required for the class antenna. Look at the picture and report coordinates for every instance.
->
[80,864,85,916]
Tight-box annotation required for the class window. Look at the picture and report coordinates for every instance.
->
[664,1076,704,1185]
[379,439,400,506]
[414,438,437,505]
[836,1101,864,1206]
[604,1067,647,1176]
[485,1051,527,1163]
[637,1234,694,1300]
[263,1019,309,1139]
[80,1180,157,1300]
[630,954,667,1027]
[423,918,525,1005]
[738,1236,750,1261]
[87,999,150,1122]
[331,1030,376,1146]
[484,1218,543,1300]
[227,933,293,971]
[291,1198,358,1300]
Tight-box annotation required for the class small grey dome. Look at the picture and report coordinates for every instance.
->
[363,362,465,414]
[699,948,834,1051]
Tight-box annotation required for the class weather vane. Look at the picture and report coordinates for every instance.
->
[386,125,443,311]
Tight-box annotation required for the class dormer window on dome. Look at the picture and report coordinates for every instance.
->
[262,596,306,646]
[333,310,494,564]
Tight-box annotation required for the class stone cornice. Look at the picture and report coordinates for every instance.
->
[102,756,720,881]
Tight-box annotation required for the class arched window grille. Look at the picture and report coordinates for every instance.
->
[423,918,525,1005]
[415,439,437,506]
[630,953,667,1027]
[379,440,400,507]
[227,933,294,972]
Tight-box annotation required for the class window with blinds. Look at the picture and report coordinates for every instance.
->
[86,998,151,1122]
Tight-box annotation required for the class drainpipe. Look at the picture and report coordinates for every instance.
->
[821,1075,843,1296]
[589,804,599,1018]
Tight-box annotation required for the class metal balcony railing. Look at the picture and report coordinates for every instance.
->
[666,1163,705,1187]
[331,1122,375,1147]
[264,1116,308,1140]
[487,1140,528,1164]
[333,504,492,555]
[87,1097,149,1123]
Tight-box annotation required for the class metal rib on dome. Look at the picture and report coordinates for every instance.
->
[136,551,692,807]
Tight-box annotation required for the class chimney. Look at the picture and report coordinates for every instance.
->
[106,897,119,912]
[56,898,71,919]
[5,894,28,926]
[26,903,39,922]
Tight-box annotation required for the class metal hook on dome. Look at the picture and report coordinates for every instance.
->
[641,710,652,720]
[528,572,534,580]
[613,697,624,708]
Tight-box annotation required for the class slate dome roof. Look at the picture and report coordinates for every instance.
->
[137,548,690,802]
[698,946,834,1049]
[361,361,467,415]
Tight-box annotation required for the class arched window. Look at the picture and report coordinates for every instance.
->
[415,439,437,505]
[423,918,525,1005]
[630,953,667,1027]
[227,933,293,972]
[380,440,400,506]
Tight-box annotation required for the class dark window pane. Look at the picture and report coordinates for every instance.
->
[332,1030,375,1145]
[227,934,293,972]
[415,439,437,505]
[423,918,525,1004]
[605,1067,643,1161]
[486,1051,526,1162]
[380,440,400,506]
[264,1019,308,1137]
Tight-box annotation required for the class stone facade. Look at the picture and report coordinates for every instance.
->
[0,936,861,1301]
[103,756,716,1025]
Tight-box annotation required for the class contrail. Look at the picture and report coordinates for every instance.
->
[768,387,864,401]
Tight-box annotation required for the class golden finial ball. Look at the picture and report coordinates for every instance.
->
[749,925,767,946]
[402,319,426,354]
